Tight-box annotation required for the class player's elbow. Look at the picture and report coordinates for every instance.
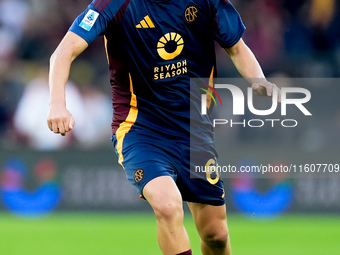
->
[50,50,58,66]
[49,47,73,68]
[49,46,66,67]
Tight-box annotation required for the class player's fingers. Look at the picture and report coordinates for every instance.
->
[277,87,282,103]
[69,116,75,130]
[60,116,75,136]
[252,83,260,91]
[269,84,282,103]
[58,121,66,135]
[252,83,266,96]
[63,120,70,132]
[266,83,274,97]
[60,123,69,136]
[47,119,53,132]
[252,83,260,95]
[51,121,59,134]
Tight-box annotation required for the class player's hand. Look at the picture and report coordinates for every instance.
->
[47,104,75,136]
[252,82,281,103]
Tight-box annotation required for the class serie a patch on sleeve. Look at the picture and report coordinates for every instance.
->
[79,9,100,31]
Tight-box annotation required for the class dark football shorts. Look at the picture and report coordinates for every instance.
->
[112,131,225,206]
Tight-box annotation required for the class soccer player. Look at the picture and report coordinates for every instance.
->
[47,0,280,254]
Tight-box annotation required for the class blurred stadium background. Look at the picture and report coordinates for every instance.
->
[0,0,340,254]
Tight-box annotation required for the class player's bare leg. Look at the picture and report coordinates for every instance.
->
[188,203,231,255]
[143,176,191,255]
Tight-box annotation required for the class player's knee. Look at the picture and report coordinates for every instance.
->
[152,199,183,222]
[201,225,229,248]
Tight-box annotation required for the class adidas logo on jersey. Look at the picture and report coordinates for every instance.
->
[136,15,155,28]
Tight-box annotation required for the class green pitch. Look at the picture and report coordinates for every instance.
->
[0,213,339,255]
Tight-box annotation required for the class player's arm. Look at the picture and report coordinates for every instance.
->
[47,31,88,136]
[224,38,281,101]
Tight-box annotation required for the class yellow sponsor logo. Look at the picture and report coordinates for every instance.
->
[154,60,188,80]
[157,32,184,60]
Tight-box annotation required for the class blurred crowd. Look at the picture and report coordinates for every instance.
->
[0,0,339,150]
[231,0,340,77]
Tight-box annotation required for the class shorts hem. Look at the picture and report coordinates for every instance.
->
[184,198,226,206]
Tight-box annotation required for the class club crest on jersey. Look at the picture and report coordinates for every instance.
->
[79,10,99,31]
[134,169,145,183]
[184,5,199,23]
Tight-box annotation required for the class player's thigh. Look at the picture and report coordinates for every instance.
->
[112,133,177,196]
[187,202,229,241]
[144,176,184,219]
